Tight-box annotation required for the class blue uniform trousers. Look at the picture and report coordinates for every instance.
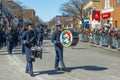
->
[26,61,33,73]
[25,46,33,73]
[0,41,2,48]
[0,38,4,48]
[21,40,25,53]
[7,40,13,54]
[54,45,66,68]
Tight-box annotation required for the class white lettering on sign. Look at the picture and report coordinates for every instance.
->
[103,15,108,17]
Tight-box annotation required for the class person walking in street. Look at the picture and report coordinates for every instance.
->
[19,26,28,54]
[51,24,67,71]
[5,27,14,55]
[21,23,37,76]
[37,24,44,46]
[0,25,4,49]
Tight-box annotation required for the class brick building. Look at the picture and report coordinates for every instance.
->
[22,9,35,22]
[4,0,22,17]
[84,0,120,28]
[48,16,78,28]
[58,17,78,28]
[4,0,40,24]
[102,0,120,28]
[22,9,40,23]
[83,0,102,28]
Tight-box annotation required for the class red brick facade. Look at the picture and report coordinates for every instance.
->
[4,0,23,17]
[3,0,40,23]
[102,0,120,28]
[22,9,35,21]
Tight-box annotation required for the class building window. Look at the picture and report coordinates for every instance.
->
[117,0,120,6]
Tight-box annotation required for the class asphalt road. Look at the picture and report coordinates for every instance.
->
[0,40,120,80]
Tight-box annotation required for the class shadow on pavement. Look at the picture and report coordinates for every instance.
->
[67,65,108,72]
[42,51,50,54]
[34,70,64,76]
[0,53,22,55]
[0,49,21,52]
[43,45,54,47]
[0,53,8,55]
[44,36,51,40]
[71,47,88,49]
[33,65,108,76]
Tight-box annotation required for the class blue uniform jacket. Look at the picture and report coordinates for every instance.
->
[37,28,44,43]
[5,30,14,41]
[0,30,4,41]
[51,31,63,47]
[21,30,37,62]
[21,30,37,46]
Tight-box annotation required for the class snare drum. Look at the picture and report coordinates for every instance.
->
[31,46,42,59]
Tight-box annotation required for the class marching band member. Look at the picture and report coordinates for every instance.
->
[51,24,67,71]
[5,27,14,55]
[21,23,37,76]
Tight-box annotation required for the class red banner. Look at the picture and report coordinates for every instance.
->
[102,12,111,19]
[92,10,100,21]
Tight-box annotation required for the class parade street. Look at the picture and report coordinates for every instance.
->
[0,38,120,80]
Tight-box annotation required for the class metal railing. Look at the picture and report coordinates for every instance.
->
[79,32,120,50]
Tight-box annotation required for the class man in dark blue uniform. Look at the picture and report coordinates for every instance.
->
[13,27,19,47]
[51,24,67,71]
[0,26,4,48]
[5,27,14,55]
[12,27,16,47]
[19,27,27,54]
[37,25,44,46]
[21,23,36,76]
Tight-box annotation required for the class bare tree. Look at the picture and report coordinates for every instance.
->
[60,0,90,27]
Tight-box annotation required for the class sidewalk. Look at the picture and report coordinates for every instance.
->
[75,41,120,54]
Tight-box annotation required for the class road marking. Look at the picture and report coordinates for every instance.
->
[7,51,45,80]
[1,51,21,54]
[0,47,22,54]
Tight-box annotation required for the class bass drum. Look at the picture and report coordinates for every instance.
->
[60,28,79,47]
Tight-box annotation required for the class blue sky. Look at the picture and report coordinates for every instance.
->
[16,0,69,22]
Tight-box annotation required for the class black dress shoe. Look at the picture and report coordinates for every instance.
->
[30,72,34,76]
[8,54,12,56]
[61,68,67,71]
[22,52,25,54]
[55,67,61,70]
[25,71,29,73]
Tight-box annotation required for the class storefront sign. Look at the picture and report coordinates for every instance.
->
[102,12,111,19]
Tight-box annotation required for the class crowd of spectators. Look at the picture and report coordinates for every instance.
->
[79,25,120,50]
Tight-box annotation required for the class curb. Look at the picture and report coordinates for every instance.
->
[89,43,120,53]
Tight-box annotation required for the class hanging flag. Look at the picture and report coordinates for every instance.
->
[92,10,100,21]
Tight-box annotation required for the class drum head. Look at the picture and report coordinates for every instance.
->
[60,30,73,47]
